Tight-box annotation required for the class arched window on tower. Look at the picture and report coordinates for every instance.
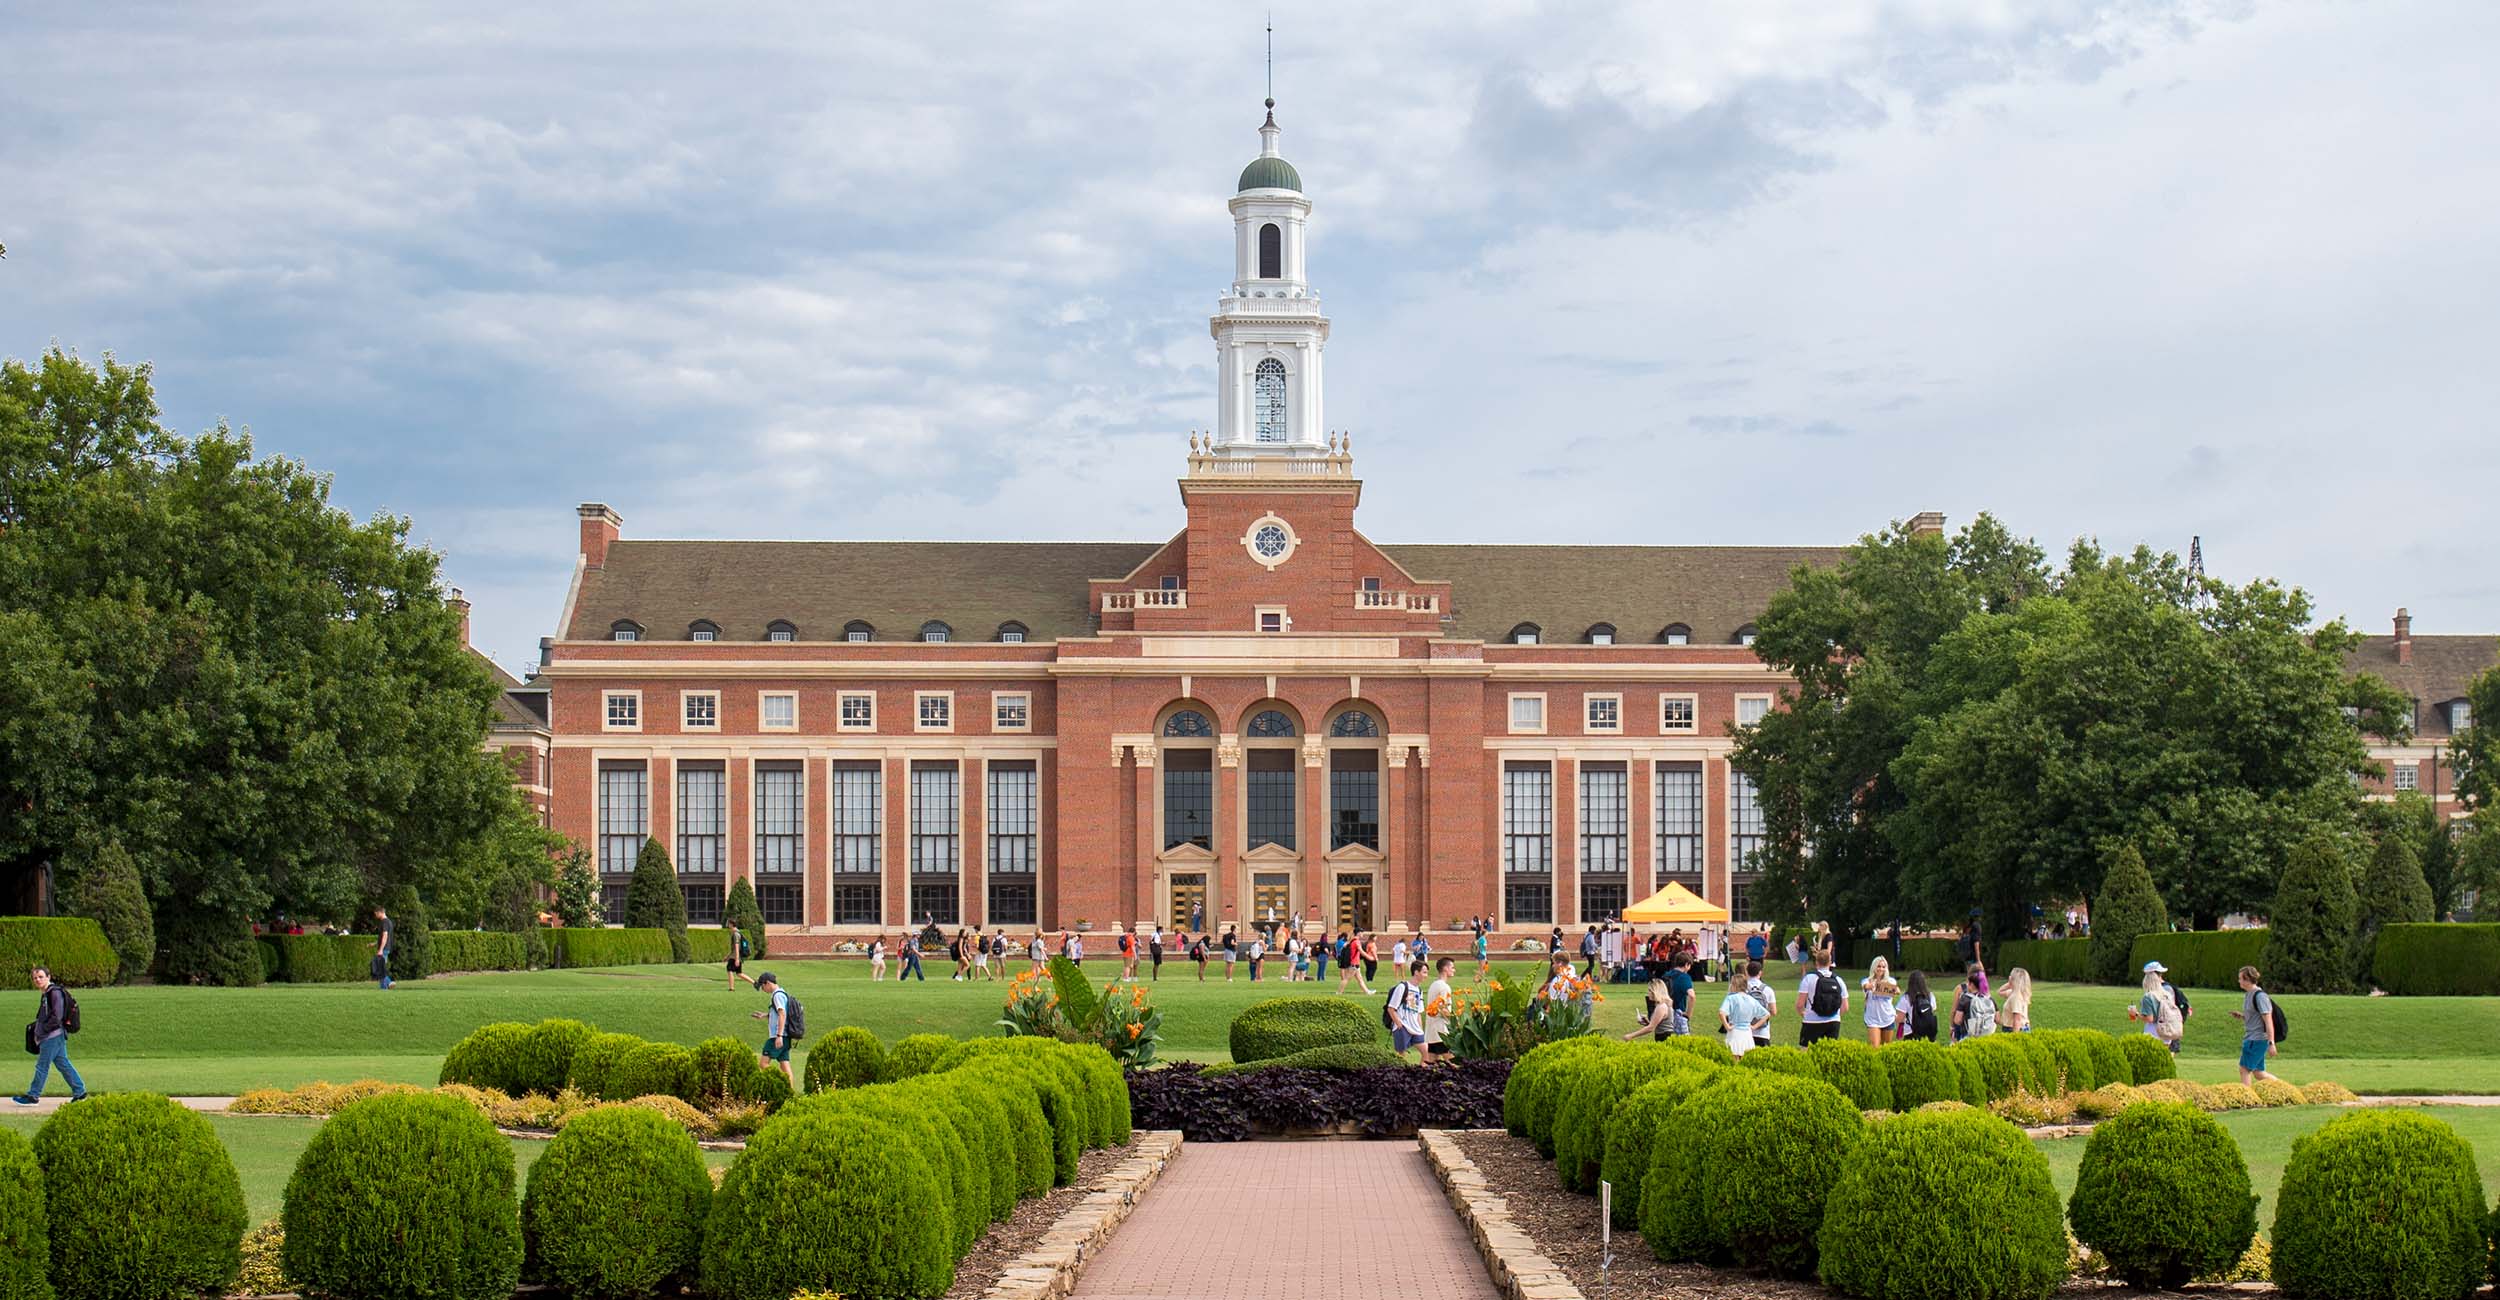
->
[1258,223,1281,279]
[1254,358,1288,443]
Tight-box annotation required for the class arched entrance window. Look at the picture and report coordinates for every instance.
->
[1254,358,1288,442]
[1241,706,1300,853]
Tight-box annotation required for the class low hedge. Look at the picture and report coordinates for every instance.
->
[685,927,732,965]
[1227,997,1379,1064]
[1877,1040,1957,1110]
[545,928,675,969]
[1125,1059,1511,1142]
[256,934,377,983]
[1643,1070,1864,1276]
[2130,929,2269,991]
[2083,1031,2131,1089]
[2067,1101,2257,1289]
[522,1104,711,1298]
[886,1033,956,1080]
[1806,1038,1893,1111]
[2271,1108,2489,1300]
[2371,923,2500,997]
[1556,1048,1703,1191]
[430,931,529,973]
[1993,937,2093,983]
[0,1128,45,1300]
[609,1041,699,1103]
[2035,1030,2101,1093]
[950,1057,1080,1183]
[1601,1069,1727,1228]
[0,917,120,987]
[944,1068,1052,1198]
[34,1092,247,1300]
[703,1109,954,1300]
[284,1093,522,1300]
[1532,1043,1625,1159]
[2118,1033,2176,1084]
[1203,1042,1404,1075]
[1952,1037,2024,1101]
[803,1027,887,1094]
[1819,1107,2068,1300]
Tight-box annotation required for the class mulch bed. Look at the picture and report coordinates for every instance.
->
[944,1141,1137,1300]
[1448,1130,2281,1300]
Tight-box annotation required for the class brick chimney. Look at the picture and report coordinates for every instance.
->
[447,587,471,646]
[578,503,623,569]
[1907,510,1946,538]
[2394,607,2412,666]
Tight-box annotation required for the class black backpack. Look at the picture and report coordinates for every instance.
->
[59,989,79,1035]
[1907,993,1937,1041]
[1809,970,1844,1018]
[2262,992,2288,1044]
[778,994,806,1041]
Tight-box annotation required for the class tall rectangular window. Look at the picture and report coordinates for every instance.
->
[675,763,726,923]
[829,762,880,925]
[752,761,804,929]
[1162,749,1213,850]
[597,763,647,920]
[1579,763,1628,921]
[987,762,1038,925]
[1246,749,1297,850]
[1654,763,1704,889]
[910,762,960,925]
[1730,771,1766,878]
[1503,763,1553,923]
[1328,749,1380,851]
[1737,696,1771,727]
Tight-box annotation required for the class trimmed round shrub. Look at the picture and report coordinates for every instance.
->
[567,1031,643,1097]
[1661,1035,1736,1069]
[1532,1041,1626,1158]
[2252,1077,2306,1107]
[439,1022,533,1094]
[2272,1108,2489,1300]
[1503,1035,1613,1139]
[35,1093,245,1300]
[780,1089,980,1256]
[693,1035,760,1101]
[0,1128,51,1300]
[1954,1038,2022,1101]
[1227,996,1378,1064]
[608,1040,698,1103]
[2067,1101,2256,1288]
[803,1026,887,1094]
[1556,1047,1702,1191]
[2080,1030,2131,1088]
[1878,1041,1956,1111]
[2074,1083,2146,1118]
[1642,1070,1864,1277]
[886,1032,956,1079]
[957,1056,1080,1184]
[514,1018,593,1095]
[703,1110,952,1300]
[1806,1038,1893,1111]
[2034,1030,2096,1094]
[1601,1070,1726,1229]
[1205,1042,1403,1074]
[1948,1051,1988,1106]
[2007,1033,2061,1097]
[283,1092,521,1300]
[898,1076,1018,1223]
[1738,1044,1818,1079]
[522,1104,711,1298]
[2119,1033,2176,1084]
[947,1069,1053,1198]
[1818,1107,2069,1300]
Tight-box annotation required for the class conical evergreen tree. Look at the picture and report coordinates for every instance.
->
[2355,830,2434,985]
[2261,833,2357,994]
[2090,841,2169,986]
[63,835,155,984]
[624,838,691,962]
[725,876,768,960]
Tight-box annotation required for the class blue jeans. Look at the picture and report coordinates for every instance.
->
[26,1034,82,1098]
[902,952,924,981]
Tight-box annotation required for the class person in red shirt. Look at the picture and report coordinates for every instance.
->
[1118,927,1138,982]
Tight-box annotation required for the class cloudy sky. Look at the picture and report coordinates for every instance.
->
[6,1,2494,672]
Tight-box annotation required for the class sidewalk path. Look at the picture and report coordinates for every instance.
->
[7,1095,238,1116]
[1072,1141,1498,1300]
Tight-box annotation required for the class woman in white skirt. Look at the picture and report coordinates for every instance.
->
[1861,955,1899,1046]
[868,936,888,981]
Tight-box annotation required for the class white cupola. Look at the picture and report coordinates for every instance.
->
[1210,100,1330,456]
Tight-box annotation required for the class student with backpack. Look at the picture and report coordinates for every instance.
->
[1952,964,1998,1040]
[14,966,85,1105]
[1898,969,1938,1041]
[1190,933,1209,981]
[2229,965,2284,1086]
[2128,963,2184,1049]
[747,972,801,1089]
[1796,951,1848,1044]
[1337,930,1373,996]
[1385,962,1427,1060]
[725,921,751,990]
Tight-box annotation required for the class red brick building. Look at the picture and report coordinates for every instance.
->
[535,106,1866,950]
[2348,607,2495,815]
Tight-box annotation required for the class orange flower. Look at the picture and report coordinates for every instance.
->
[1127,1023,1143,1039]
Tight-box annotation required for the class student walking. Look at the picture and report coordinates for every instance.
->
[1119,927,1139,982]
[1148,926,1165,981]
[725,921,750,989]
[1220,928,1238,982]
[13,967,85,1105]
[1999,967,2034,1032]
[950,929,972,982]
[1361,932,1381,985]
[1860,956,1898,1046]
[1387,962,1427,1061]
[1338,931,1374,996]
[2129,964,2184,1049]
[1951,964,1997,1040]
[899,933,925,982]
[748,972,798,1089]
[1797,950,1847,1045]
[2229,965,2281,1086]
[1899,969,1938,1042]
[371,906,395,989]
[1391,937,1411,974]
[1473,925,1491,981]
[1740,959,1778,1050]
[869,937,888,980]
[1423,957,1456,1063]
[1579,926,1602,979]
[1191,933,1209,981]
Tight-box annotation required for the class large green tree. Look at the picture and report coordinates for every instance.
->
[0,348,541,979]
[2449,660,2500,814]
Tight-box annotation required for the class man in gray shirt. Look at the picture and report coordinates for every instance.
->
[2230,964,2279,1086]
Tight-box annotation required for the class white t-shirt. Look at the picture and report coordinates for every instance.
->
[1799,968,1846,1024]
[1028,938,1045,961]
[1718,989,1765,1054]
[1390,981,1425,1036]
[1392,941,1411,968]
[1423,977,1452,1044]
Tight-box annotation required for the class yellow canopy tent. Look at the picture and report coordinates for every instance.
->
[1619,881,1730,924]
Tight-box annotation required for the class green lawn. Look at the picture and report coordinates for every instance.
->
[0,1113,738,1223]
[22,958,2499,1096]
[2031,1104,2500,1226]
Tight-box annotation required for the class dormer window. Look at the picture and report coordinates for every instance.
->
[766,620,797,643]
[997,621,1028,644]
[843,620,873,643]
[1586,623,1616,646]
[2450,700,2473,732]
[1659,623,1691,646]
[1735,624,1759,647]
[1509,623,1541,645]
[609,620,643,643]
[687,619,719,643]
[920,620,951,643]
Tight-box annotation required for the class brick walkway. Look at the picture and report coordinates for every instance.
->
[1072,1141,1499,1300]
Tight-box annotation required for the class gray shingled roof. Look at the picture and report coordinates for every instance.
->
[566,537,1839,646]
[468,647,551,730]
[2344,634,2498,741]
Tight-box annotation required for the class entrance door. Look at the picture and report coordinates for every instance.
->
[1169,873,1208,932]
[1335,873,1375,932]
[1252,873,1292,931]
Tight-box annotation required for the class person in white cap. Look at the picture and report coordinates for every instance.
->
[2127,960,2188,1052]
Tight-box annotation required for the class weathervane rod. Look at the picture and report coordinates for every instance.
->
[1266,13,1274,103]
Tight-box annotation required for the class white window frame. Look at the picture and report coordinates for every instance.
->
[2392,762,2419,792]
[680,690,720,732]
[1660,693,1699,734]
[690,628,716,642]
[1584,692,1622,734]
[993,691,1032,733]
[1735,693,1773,728]
[838,690,876,732]
[602,690,642,732]
[1000,629,1026,644]
[759,690,799,732]
[1256,605,1289,633]
[915,690,954,733]
[1508,692,1547,736]
[768,628,795,643]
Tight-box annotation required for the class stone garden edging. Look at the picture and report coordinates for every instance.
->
[1417,1129,1586,1300]
[979,1130,1184,1300]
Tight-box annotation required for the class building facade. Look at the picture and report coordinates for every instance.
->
[538,105,1886,950]
[2349,607,2494,815]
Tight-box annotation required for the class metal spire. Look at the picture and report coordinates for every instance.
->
[1266,14,1274,106]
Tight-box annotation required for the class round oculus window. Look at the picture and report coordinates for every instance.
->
[1252,523,1290,559]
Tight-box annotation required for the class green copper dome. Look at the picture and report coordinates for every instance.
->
[1238,155,1301,193]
